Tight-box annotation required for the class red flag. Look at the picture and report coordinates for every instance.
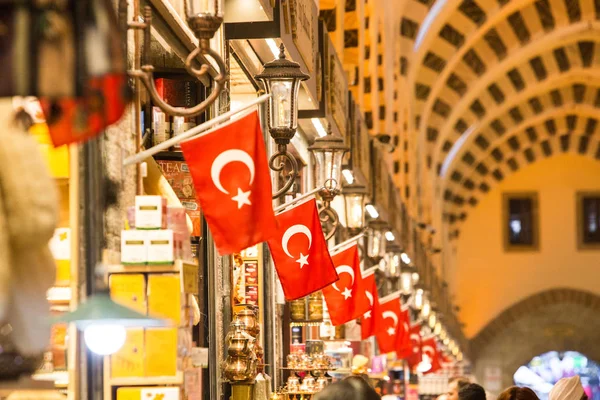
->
[267,198,338,300]
[407,324,422,369]
[395,308,412,358]
[360,268,383,340]
[40,74,130,147]
[375,292,402,354]
[422,337,442,373]
[322,244,370,326]
[181,110,278,255]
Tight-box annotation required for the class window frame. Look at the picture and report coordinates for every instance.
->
[502,192,540,252]
[576,191,600,250]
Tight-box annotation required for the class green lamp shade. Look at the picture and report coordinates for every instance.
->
[54,293,170,329]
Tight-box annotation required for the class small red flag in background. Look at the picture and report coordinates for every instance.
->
[407,324,423,369]
[40,74,130,147]
[268,198,338,301]
[181,110,278,255]
[323,244,370,326]
[360,268,383,340]
[396,307,412,358]
[375,292,402,354]
[422,337,442,374]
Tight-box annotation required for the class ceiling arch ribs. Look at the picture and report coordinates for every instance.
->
[441,115,600,230]
[437,69,600,181]
[412,16,600,241]
[443,102,600,207]
[430,22,600,168]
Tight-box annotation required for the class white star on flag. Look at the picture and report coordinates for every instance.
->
[296,253,309,269]
[364,310,372,319]
[342,287,352,300]
[231,188,251,209]
[387,327,395,336]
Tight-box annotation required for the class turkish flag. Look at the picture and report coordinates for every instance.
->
[322,244,370,326]
[268,198,338,300]
[407,324,422,369]
[422,337,442,373]
[375,292,402,354]
[360,268,383,339]
[41,74,131,147]
[395,308,412,359]
[181,110,278,255]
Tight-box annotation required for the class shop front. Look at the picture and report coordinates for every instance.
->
[0,1,469,400]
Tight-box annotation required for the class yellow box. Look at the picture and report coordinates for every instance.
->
[111,328,144,378]
[31,123,70,179]
[55,259,71,285]
[117,387,180,400]
[147,274,181,324]
[145,328,177,377]
[109,274,147,314]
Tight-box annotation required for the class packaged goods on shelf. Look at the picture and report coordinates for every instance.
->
[135,195,167,230]
[121,230,148,265]
[147,230,174,265]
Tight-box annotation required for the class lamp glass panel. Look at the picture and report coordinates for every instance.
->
[367,229,383,258]
[414,288,424,309]
[401,271,413,294]
[314,148,344,190]
[268,79,293,130]
[187,0,222,16]
[344,193,365,229]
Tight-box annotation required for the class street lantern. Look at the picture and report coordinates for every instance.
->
[366,220,387,263]
[256,44,309,146]
[421,293,431,318]
[400,265,417,294]
[428,311,437,329]
[342,181,369,235]
[413,285,425,309]
[255,44,310,199]
[309,125,350,201]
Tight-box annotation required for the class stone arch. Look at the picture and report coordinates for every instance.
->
[471,288,600,392]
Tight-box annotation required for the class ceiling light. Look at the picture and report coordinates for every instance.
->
[265,38,280,59]
[342,169,354,184]
[385,231,395,241]
[311,118,328,137]
[365,204,379,219]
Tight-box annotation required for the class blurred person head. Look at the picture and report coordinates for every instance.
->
[314,376,380,400]
[458,383,486,400]
[549,376,587,400]
[448,376,471,400]
[497,386,540,400]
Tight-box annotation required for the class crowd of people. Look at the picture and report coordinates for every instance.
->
[314,374,588,400]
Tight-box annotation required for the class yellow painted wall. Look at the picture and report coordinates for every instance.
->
[453,154,600,338]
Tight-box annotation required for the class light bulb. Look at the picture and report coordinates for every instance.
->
[84,324,127,355]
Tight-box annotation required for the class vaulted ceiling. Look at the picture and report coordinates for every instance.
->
[392,0,600,238]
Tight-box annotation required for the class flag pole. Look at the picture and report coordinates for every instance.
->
[274,186,324,213]
[123,93,272,166]
[329,231,366,253]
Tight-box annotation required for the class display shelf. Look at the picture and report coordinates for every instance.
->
[47,286,72,303]
[105,260,197,274]
[108,372,184,387]
[289,320,324,327]
[280,367,336,372]
[31,371,69,387]
[0,376,55,396]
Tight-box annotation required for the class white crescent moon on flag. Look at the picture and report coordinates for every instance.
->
[382,311,398,327]
[410,333,420,352]
[281,224,312,258]
[422,345,434,357]
[365,291,374,306]
[210,149,255,194]
[332,265,355,292]
[403,321,410,333]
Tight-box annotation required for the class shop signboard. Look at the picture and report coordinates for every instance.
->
[289,0,317,73]
[353,101,371,185]
[371,145,390,217]
[327,39,348,138]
